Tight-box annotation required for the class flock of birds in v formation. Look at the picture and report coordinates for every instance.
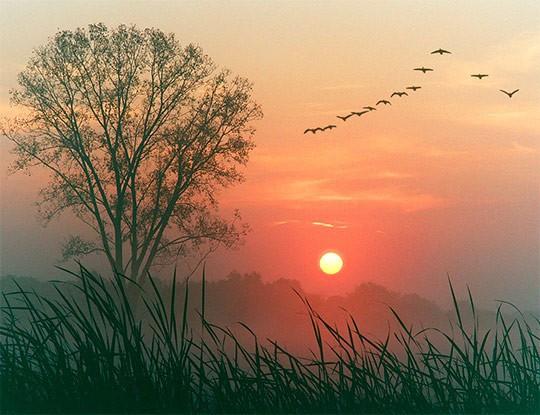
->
[303,48,520,135]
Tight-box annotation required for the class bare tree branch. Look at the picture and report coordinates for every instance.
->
[3,23,262,286]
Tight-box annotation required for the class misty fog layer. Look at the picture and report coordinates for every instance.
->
[2,270,532,354]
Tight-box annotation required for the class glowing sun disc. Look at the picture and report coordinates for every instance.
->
[319,252,343,275]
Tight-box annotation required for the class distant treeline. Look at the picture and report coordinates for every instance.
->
[1,270,531,353]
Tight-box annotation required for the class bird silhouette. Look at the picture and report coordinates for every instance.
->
[337,113,354,121]
[406,86,422,91]
[322,124,337,130]
[471,74,489,79]
[391,91,408,98]
[499,89,519,98]
[303,127,323,134]
[351,110,369,117]
[363,106,376,111]
[414,67,434,73]
[431,48,451,55]
[376,100,391,106]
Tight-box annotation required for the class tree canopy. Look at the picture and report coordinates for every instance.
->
[4,23,263,282]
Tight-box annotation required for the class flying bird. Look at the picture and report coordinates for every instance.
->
[414,67,434,73]
[471,74,489,79]
[431,48,451,55]
[322,124,337,130]
[337,113,354,121]
[391,91,408,98]
[303,127,323,134]
[363,106,376,111]
[499,89,519,98]
[376,100,391,105]
[406,86,422,91]
[351,110,369,117]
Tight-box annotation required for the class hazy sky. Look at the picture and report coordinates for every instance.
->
[1,0,539,308]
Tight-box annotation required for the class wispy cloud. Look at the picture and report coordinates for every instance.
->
[489,30,540,75]
[311,221,348,229]
[279,184,447,212]
[270,219,349,229]
[270,219,301,227]
[374,171,414,179]
[485,111,530,120]
[510,142,539,155]
[316,194,357,201]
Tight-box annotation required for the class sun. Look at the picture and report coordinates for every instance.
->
[319,252,343,275]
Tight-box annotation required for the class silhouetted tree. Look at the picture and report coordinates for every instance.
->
[3,24,262,284]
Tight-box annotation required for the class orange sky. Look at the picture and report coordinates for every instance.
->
[1,1,539,308]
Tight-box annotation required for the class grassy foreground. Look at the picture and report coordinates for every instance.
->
[1,266,538,414]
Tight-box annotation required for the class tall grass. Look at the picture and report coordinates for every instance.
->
[1,265,538,413]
